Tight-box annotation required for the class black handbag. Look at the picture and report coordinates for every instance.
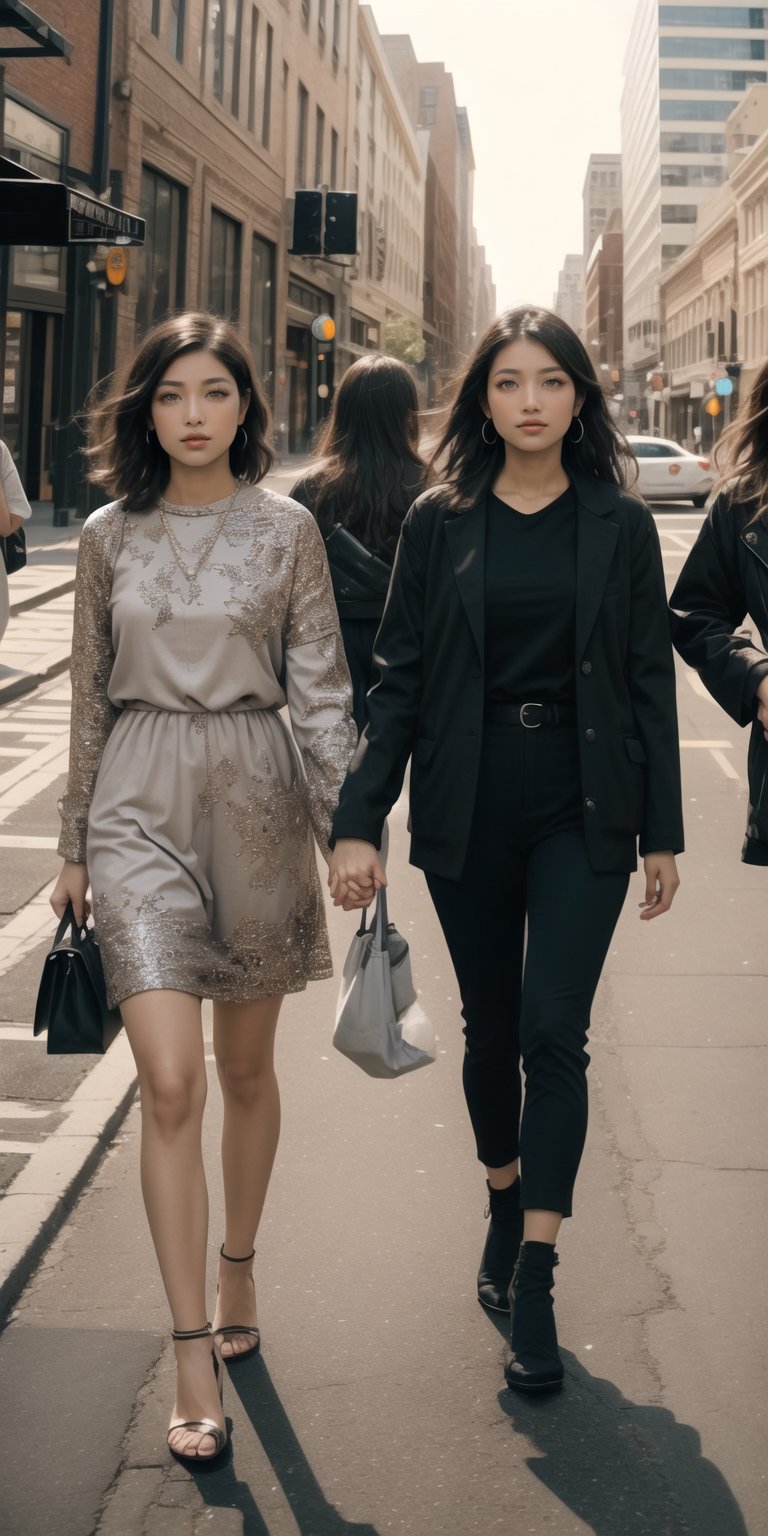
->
[325,524,392,610]
[1,526,27,574]
[33,902,122,1054]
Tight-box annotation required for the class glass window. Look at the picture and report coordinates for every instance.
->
[662,203,698,222]
[332,1,341,69]
[660,68,767,90]
[660,131,726,152]
[660,35,765,59]
[152,0,185,61]
[263,23,273,148]
[205,0,224,101]
[330,128,339,189]
[659,6,766,24]
[136,166,187,334]
[209,208,242,318]
[296,82,309,185]
[247,6,259,133]
[315,106,325,187]
[662,243,688,260]
[661,163,725,186]
[660,100,739,120]
[4,98,66,295]
[419,87,438,127]
[204,0,242,112]
[250,234,276,401]
[318,0,326,49]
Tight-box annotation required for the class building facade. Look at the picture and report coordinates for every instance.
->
[582,152,622,268]
[622,0,768,426]
[553,253,585,335]
[584,219,624,387]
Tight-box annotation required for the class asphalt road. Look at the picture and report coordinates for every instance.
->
[0,504,765,1535]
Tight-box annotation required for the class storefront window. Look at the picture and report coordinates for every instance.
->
[209,208,242,318]
[136,166,187,334]
[3,98,66,296]
[250,234,275,400]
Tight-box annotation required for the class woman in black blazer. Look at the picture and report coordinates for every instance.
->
[329,307,683,1394]
[670,361,768,860]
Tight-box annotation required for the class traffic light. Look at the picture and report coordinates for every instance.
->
[324,192,357,256]
[290,191,322,256]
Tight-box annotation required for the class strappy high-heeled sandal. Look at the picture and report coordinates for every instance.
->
[167,1323,228,1465]
[213,1245,261,1363]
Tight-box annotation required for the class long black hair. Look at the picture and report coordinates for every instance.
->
[298,353,425,559]
[86,312,273,510]
[428,305,635,511]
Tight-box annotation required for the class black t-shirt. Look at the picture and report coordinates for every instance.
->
[484,485,577,703]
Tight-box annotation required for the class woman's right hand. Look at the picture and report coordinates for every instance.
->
[50,861,91,926]
[328,840,387,910]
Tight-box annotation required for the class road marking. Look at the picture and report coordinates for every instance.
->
[0,878,57,978]
[0,1027,42,1041]
[661,531,699,551]
[0,1140,40,1155]
[0,747,36,757]
[679,740,734,749]
[709,749,741,781]
[686,671,710,699]
[0,834,59,849]
[0,1102,54,1119]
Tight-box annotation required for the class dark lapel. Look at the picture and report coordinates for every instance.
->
[741,516,768,575]
[573,475,621,658]
[444,498,486,662]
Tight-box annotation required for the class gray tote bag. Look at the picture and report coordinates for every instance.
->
[333,886,435,1078]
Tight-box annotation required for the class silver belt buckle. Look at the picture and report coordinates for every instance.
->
[519,702,543,729]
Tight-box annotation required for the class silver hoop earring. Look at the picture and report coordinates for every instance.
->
[237,425,248,450]
[569,416,585,445]
[145,428,153,446]
[481,418,497,446]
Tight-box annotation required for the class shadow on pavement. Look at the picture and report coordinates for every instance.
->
[498,1348,748,1536]
[184,1354,380,1536]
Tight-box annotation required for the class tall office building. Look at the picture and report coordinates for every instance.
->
[621,1,768,417]
[583,153,622,266]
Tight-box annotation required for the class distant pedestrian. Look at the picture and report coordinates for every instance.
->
[290,353,426,733]
[50,312,356,1465]
[327,305,683,1393]
[670,360,768,861]
[0,438,32,646]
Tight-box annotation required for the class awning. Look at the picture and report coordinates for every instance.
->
[0,0,71,57]
[0,157,145,244]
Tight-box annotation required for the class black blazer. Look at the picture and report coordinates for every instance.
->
[331,474,684,878]
[669,491,768,864]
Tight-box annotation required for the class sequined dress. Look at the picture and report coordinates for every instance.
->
[57,484,357,1008]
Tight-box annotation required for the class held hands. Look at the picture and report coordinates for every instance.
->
[328,839,387,911]
[639,852,680,921]
[50,861,91,927]
[756,676,768,740]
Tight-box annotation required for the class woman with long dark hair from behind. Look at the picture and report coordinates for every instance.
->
[290,353,426,732]
[670,361,768,860]
[49,313,356,1464]
[327,305,683,1394]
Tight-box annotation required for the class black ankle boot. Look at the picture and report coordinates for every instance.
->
[477,1179,524,1314]
[504,1240,564,1392]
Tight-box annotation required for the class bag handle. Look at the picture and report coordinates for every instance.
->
[53,900,87,948]
[355,884,390,950]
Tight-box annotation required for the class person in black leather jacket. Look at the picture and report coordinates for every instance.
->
[670,364,768,863]
[290,354,426,734]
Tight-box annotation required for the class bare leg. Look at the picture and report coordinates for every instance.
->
[485,1158,519,1191]
[211,995,283,1357]
[524,1210,563,1244]
[121,989,223,1458]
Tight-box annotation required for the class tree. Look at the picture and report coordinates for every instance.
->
[382,314,426,366]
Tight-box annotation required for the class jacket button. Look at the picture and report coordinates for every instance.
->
[745,530,758,545]
[585,797,597,813]
[585,728,596,743]
[581,660,592,675]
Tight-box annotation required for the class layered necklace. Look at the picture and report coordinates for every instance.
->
[158,481,241,584]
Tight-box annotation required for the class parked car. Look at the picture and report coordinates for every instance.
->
[626,435,713,507]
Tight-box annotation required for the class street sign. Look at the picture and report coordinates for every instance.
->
[705,397,721,417]
[0,157,145,245]
[715,377,734,396]
[104,248,129,285]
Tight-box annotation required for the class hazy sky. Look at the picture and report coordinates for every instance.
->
[369,0,635,309]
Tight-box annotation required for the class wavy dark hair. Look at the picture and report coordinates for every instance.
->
[712,360,768,524]
[297,354,425,559]
[86,312,273,510]
[428,305,635,511]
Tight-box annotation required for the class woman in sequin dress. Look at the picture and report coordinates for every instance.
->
[50,313,357,1466]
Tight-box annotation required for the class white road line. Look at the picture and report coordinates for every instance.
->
[0,1141,38,1155]
[679,740,734,749]
[0,878,57,978]
[661,531,698,551]
[0,733,70,794]
[0,748,36,758]
[0,1028,42,1041]
[0,1102,53,1119]
[710,749,741,781]
[686,671,710,699]
[0,835,59,849]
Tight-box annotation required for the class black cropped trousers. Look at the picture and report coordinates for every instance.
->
[426,719,629,1217]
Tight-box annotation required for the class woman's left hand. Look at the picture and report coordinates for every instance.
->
[639,852,680,920]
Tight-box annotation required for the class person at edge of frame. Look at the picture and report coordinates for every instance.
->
[0,437,32,646]
[49,312,357,1466]
[669,359,768,861]
[326,305,684,1395]
[289,353,427,735]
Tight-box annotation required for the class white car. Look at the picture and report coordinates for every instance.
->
[626,435,714,507]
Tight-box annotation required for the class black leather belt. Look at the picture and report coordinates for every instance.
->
[485,701,576,729]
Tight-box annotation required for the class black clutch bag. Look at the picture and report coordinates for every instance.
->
[325,524,392,608]
[33,902,122,1054]
[1,526,27,574]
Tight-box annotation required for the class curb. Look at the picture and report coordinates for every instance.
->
[0,1033,138,1322]
[0,652,71,708]
[9,577,77,620]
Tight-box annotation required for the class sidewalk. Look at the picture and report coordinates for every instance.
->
[0,458,313,707]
